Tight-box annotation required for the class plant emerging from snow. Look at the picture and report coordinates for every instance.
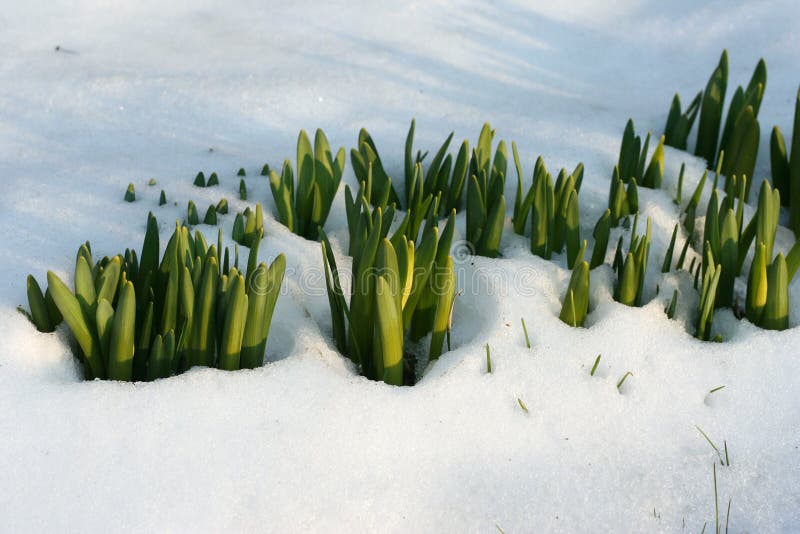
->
[24,213,285,381]
[269,129,345,241]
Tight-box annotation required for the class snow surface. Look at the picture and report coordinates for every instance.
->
[2,0,800,531]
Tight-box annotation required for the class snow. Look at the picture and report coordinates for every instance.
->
[2,0,800,531]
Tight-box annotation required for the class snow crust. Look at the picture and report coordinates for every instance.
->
[1,0,799,531]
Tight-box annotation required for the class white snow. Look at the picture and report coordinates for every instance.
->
[1,0,800,531]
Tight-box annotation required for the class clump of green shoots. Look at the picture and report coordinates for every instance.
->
[664,91,702,150]
[616,119,666,189]
[344,156,442,255]
[269,129,345,240]
[351,120,470,216]
[23,213,285,380]
[694,177,800,331]
[232,204,264,248]
[559,244,590,327]
[466,123,507,257]
[159,190,167,206]
[321,194,457,385]
[611,215,651,306]
[124,183,135,202]
[667,50,766,201]
[511,148,584,266]
[21,275,62,333]
[744,181,800,330]
[699,184,751,309]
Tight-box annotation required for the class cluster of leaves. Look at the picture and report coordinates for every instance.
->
[24,213,285,380]
[667,176,800,339]
[268,129,345,240]
[351,120,470,217]
[466,124,507,257]
[611,215,652,307]
[606,120,665,227]
[512,148,585,266]
[666,50,767,200]
[617,119,666,189]
[322,195,457,385]
[232,204,264,248]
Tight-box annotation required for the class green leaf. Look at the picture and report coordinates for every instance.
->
[466,174,486,249]
[696,50,729,164]
[188,256,219,368]
[108,281,136,381]
[95,298,114,362]
[721,106,760,199]
[203,205,217,225]
[375,276,404,386]
[789,88,800,236]
[564,190,580,268]
[762,254,789,330]
[139,212,160,285]
[404,119,416,199]
[590,209,611,269]
[477,194,505,258]
[429,256,456,361]
[642,136,665,189]
[47,271,105,378]
[26,275,54,332]
[349,208,384,378]
[187,201,199,225]
[147,334,166,381]
[746,242,768,325]
[320,235,349,356]
[771,126,790,206]
[218,274,248,371]
[717,209,738,308]
[662,224,678,273]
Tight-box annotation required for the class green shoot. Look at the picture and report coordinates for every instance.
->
[590,354,601,376]
[521,318,531,348]
[616,371,633,391]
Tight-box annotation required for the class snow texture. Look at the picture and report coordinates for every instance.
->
[1,0,800,531]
